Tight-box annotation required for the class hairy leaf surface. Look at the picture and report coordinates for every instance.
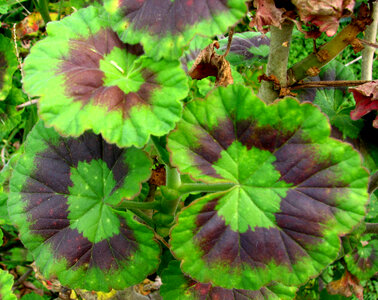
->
[8,121,160,291]
[23,6,188,147]
[168,85,369,290]
[104,0,248,59]
[0,34,18,101]
[160,261,297,299]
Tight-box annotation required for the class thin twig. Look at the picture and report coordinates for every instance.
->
[345,56,362,67]
[358,38,378,49]
[222,26,235,58]
[16,99,39,109]
[291,80,372,90]
[154,233,170,249]
[12,267,33,290]
[16,0,31,14]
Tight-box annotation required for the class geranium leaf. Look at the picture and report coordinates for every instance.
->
[297,61,363,139]
[23,6,188,148]
[0,34,18,101]
[345,234,378,281]
[8,121,160,291]
[160,260,297,299]
[104,0,249,59]
[168,85,369,290]
[216,32,270,67]
[0,269,17,300]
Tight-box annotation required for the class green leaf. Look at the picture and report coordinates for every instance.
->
[297,60,363,139]
[168,84,369,290]
[0,34,18,101]
[0,87,26,140]
[160,260,297,299]
[216,31,270,66]
[21,292,48,300]
[104,0,249,59]
[345,234,378,281]
[0,269,17,300]
[9,121,160,291]
[23,6,188,148]
[0,227,3,246]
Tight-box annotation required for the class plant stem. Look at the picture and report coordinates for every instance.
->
[291,80,373,90]
[37,0,51,25]
[119,200,160,210]
[166,166,181,190]
[361,1,378,80]
[287,6,373,85]
[178,183,235,195]
[364,223,378,234]
[128,209,154,227]
[258,22,294,104]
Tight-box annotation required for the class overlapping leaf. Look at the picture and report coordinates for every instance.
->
[345,235,378,281]
[0,34,18,101]
[216,32,270,67]
[160,261,297,299]
[104,0,249,59]
[297,61,363,139]
[168,85,369,290]
[23,6,188,147]
[0,269,17,300]
[8,121,160,291]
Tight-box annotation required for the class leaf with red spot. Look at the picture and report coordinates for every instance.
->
[160,260,297,299]
[8,121,160,291]
[23,6,188,148]
[349,81,378,128]
[0,34,18,101]
[168,84,369,290]
[345,234,378,281]
[250,0,286,33]
[104,0,249,59]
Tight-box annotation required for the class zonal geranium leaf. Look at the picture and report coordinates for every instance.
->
[345,234,378,281]
[23,6,188,148]
[160,260,297,299]
[168,85,369,290]
[0,34,18,101]
[104,0,249,59]
[8,121,160,291]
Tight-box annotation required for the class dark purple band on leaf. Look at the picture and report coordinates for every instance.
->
[190,282,274,299]
[193,188,338,268]
[46,221,137,270]
[119,0,230,35]
[20,132,135,269]
[191,119,296,177]
[58,29,155,118]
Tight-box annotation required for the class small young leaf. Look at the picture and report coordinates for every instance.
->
[9,121,160,291]
[0,34,18,101]
[23,6,188,147]
[168,84,369,290]
[345,234,378,281]
[0,269,17,300]
[160,260,297,299]
[104,0,249,59]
